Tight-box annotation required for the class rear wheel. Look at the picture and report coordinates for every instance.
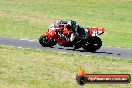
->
[82,36,102,52]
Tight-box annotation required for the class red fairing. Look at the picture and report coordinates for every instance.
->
[102,27,105,33]
[88,27,105,37]
[45,29,56,37]
[98,27,105,34]
[45,31,50,36]
[63,26,72,35]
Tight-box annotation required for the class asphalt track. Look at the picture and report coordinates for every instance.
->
[0,37,132,59]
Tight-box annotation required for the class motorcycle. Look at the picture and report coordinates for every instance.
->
[39,26,105,52]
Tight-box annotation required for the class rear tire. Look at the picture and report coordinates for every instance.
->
[82,36,102,52]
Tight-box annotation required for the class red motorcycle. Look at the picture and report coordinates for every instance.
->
[39,26,105,52]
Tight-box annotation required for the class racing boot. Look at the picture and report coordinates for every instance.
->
[72,39,82,50]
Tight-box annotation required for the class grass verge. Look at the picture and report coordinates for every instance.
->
[0,0,132,48]
[0,46,132,88]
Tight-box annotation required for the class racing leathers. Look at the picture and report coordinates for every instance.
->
[70,25,89,49]
[67,20,88,42]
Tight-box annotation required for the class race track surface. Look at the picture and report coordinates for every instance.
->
[0,37,132,59]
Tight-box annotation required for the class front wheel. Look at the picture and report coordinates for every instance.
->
[39,34,57,47]
[82,36,102,52]
[39,34,49,47]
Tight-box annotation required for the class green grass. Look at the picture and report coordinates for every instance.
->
[0,46,132,88]
[0,1,132,87]
[0,0,132,48]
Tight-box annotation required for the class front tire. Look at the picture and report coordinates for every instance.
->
[39,34,57,47]
[39,34,49,47]
[82,36,102,52]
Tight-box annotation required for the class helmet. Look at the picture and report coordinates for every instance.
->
[67,20,76,29]
[56,20,61,25]
[71,20,76,29]
[67,20,72,26]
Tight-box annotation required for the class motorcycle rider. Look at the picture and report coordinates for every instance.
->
[66,20,88,49]
[49,20,88,49]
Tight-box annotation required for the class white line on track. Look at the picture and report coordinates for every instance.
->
[0,45,70,55]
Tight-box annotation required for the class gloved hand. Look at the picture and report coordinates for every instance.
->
[60,34,65,38]
[55,29,61,35]
[60,34,70,42]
